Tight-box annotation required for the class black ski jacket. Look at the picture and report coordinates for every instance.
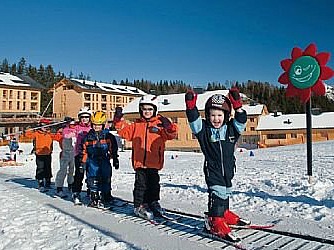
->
[186,107,247,188]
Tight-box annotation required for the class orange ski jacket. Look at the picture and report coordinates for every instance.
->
[115,115,177,170]
[25,130,62,155]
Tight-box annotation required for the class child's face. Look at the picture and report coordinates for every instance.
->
[209,109,225,128]
[80,115,91,125]
[140,104,155,119]
[92,124,103,132]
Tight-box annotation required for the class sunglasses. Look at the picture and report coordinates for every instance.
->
[141,108,154,112]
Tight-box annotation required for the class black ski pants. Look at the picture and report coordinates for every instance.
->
[35,154,52,181]
[72,155,85,193]
[133,168,160,208]
[208,192,229,217]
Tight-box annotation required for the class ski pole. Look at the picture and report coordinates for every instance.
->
[1,119,72,139]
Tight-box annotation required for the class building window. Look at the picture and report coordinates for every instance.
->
[101,103,107,110]
[3,90,7,98]
[191,133,196,139]
[291,133,297,138]
[116,96,122,102]
[84,93,91,101]
[101,95,107,102]
[17,101,20,110]
[171,117,178,123]
[9,101,13,110]
[22,102,26,110]
[267,134,286,139]
[9,90,13,99]
[250,118,255,122]
[250,127,255,131]
[31,103,38,110]
[84,103,91,109]
[31,92,38,100]
[17,91,20,99]
[23,91,26,99]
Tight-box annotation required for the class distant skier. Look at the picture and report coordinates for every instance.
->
[81,111,119,208]
[185,88,249,242]
[24,119,62,192]
[113,95,178,220]
[71,107,92,205]
[8,137,19,161]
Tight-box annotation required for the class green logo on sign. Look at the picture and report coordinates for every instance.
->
[289,56,320,89]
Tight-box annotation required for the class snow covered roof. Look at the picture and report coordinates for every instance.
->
[0,72,44,89]
[70,79,147,96]
[257,112,334,130]
[123,90,266,115]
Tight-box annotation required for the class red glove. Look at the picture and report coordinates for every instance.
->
[185,89,197,110]
[158,116,172,130]
[113,107,123,122]
[228,88,242,110]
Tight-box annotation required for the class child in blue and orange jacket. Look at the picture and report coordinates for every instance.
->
[185,88,249,242]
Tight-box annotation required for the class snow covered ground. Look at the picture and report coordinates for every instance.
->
[0,140,333,249]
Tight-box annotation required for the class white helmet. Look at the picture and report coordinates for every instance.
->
[78,106,92,118]
[139,95,159,116]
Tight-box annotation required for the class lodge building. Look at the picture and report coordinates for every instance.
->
[0,72,44,138]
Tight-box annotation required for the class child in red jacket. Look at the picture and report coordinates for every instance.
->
[113,95,177,220]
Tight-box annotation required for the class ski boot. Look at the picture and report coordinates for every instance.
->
[37,180,46,193]
[72,192,82,205]
[134,204,154,220]
[56,187,67,198]
[67,183,73,193]
[45,178,51,189]
[149,201,165,217]
[205,214,240,242]
[224,210,251,226]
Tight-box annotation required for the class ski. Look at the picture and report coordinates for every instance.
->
[231,224,275,230]
[200,228,248,250]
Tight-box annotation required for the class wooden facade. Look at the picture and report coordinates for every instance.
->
[0,72,43,138]
[52,78,146,121]
[257,112,334,147]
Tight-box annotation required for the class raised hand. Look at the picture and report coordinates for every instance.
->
[185,89,197,110]
[113,106,123,122]
[228,87,242,110]
[158,116,172,130]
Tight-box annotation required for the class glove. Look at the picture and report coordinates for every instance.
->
[228,87,242,110]
[113,107,123,122]
[79,163,86,173]
[113,157,119,170]
[185,89,197,110]
[158,116,172,130]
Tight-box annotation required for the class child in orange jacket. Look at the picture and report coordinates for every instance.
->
[113,95,178,220]
[25,119,62,192]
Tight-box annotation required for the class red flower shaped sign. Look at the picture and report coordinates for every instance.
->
[278,43,334,103]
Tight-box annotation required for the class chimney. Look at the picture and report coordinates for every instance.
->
[162,99,169,105]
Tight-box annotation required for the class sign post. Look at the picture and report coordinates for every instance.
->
[278,44,333,183]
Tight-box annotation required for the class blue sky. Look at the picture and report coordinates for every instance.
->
[1,0,334,87]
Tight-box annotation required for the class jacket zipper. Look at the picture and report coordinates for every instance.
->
[143,122,149,166]
[218,130,224,177]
